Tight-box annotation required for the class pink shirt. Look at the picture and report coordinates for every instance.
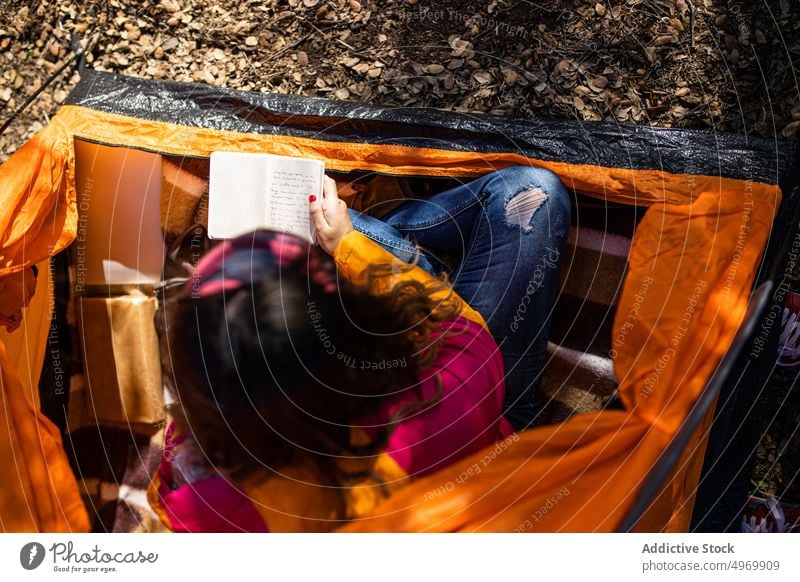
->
[360,316,512,477]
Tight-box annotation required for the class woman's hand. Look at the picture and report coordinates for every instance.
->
[310,175,354,255]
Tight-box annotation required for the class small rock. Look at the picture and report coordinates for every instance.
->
[367,67,382,78]
[334,88,350,99]
[245,36,258,47]
[553,59,572,76]
[195,70,214,84]
[595,3,606,16]
[160,0,181,14]
[473,70,492,84]
[409,62,424,75]
[449,37,473,58]
[501,68,518,85]
[297,51,309,66]
[154,46,165,59]
[425,64,444,74]
[671,104,689,117]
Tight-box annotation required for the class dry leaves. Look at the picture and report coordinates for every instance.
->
[1,0,799,161]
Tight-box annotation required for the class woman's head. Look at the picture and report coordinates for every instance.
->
[166,230,454,482]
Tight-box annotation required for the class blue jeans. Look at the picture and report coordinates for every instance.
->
[349,166,571,430]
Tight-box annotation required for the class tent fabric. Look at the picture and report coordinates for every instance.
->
[66,71,792,184]
[0,114,88,532]
[0,260,51,411]
[0,70,792,532]
[0,264,88,532]
[0,116,76,278]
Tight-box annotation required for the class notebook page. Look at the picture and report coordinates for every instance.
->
[265,156,323,242]
[208,152,268,239]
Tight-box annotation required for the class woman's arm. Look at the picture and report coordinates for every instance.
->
[310,175,485,327]
[333,230,485,327]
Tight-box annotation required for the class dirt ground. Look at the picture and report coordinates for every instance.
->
[2,0,800,158]
[1,0,799,506]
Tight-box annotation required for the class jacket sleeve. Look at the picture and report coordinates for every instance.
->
[333,230,486,328]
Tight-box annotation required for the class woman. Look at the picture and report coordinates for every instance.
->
[149,166,570,532]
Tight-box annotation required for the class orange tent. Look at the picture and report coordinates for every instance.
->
[0,70,797,532]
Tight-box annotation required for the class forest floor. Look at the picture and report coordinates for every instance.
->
[1,0,799,510]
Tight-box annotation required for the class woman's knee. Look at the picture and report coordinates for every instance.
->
[495,166,567,196]
[491,166,571,232]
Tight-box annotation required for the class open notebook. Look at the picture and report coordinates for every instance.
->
[208,152,324,242]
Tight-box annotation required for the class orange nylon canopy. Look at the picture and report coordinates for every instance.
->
[0,101,781,532]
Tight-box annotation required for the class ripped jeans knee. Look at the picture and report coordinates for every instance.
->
[492,166,571,234]
[504,186,549,232]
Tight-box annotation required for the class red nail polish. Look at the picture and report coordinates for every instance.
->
[309,194,317,202]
